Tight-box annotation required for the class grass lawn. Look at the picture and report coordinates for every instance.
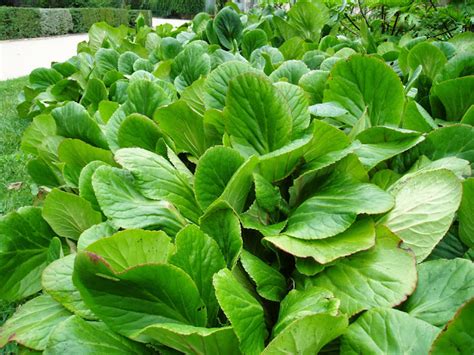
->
[0,77,31,354]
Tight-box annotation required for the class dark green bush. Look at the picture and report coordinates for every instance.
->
[148,0,205,18]
[0,7,41,39]
[0,7,152,39]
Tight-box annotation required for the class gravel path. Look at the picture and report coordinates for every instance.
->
[0,18,188,80]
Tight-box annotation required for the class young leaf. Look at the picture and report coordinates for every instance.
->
[0,295,70,350]
[42,189,102,240]
[213,268,267,355]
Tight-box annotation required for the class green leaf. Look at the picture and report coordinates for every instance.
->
[58,138,116,187]
[307,226,417,316]
[254,173,283,213]
[213,7,243,50]
[459,178,474,248]
[274,82,311,140]
[432,76,474,121]
[286,175,393,240]
[240,250,287,302]
[224,72,292,156]
[118,51,140,75]
[408,42,447,81]
[42,254,95,319]
[92,166,187,236]
[81,78,107,110]
[379,169,462,262]
[354,126,425,170]
[200,201,243,269]
[272,286,339,337]
[213,268,267,355]
[115,148,202,223]
[324,55,405,126]
[204,61,258,110]
[287,1,329,42]
[124,79,170,118]
[51,102,108,149]
[430,299,474,355]
[117,113,162,151]
[154,100,213,158]
[44,316,150,354]
[171,44,211,92]
[73,251,207,338]
[21,114,57,155]
[0,295,70,350]
[265,219,376,264]
[0,207,58,301]
[402,258,474,327]
[42,189,102,240]
[77,222,117,251]
[29,67,62,90]
[138,323,240,355]
[194,146,245,210]
[402,100,437,133]
[269,60,309,85]
[169,225,226,325]
[242,29,267,59]
[263,313,347,355]
[341,308,440,354]
[86,229,173,272]
[79,161,109,212]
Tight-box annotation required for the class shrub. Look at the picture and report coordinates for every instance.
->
[148,0,205,18]
[0,7,41,39]
[39,8,73,36]
[0,7,152,39]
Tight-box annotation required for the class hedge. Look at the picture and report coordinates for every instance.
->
[0,7,152,40]
[147,0,205,18]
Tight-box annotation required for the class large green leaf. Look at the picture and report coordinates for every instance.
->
[123,79,170,118]
[213,268,267,355]
[224,72,292,156]
[213,7,243,50]
[432,76,474,120]
[117,113,162,151]
[408,42,447,81]
[204,61,258,110]
[51,102,108,149]
[265,219,376,264]
[154,100,214,158]
[354,126,424,170]
[194,146,245,210]
[44,316,150,354]
[92,166,187,235]
[340,308,441,354]
[115,148,202,223]
[263,313,347,355]
[78,160,108,212]
[459,178,474,248]
[430,299,474,355]
[0,295,70,350]
[379,169,462,262]
[138,323,240,355]
[200,201,243,268]
[86,229,173,272]
[402,258,474,327]
[73,251,207,338]
[286,175,393,240]
[42,254,95,320]
[42,189,102,240]
[0,207,59,301]
[307,226,417,316]
[169,225,226,325]
[240,250,287,302]
[287,1,329,42]
[272,286,340,337]
[171,44,211,92]
[323,55,405,126]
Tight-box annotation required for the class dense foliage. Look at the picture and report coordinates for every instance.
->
[1,1,474,353]
[0,7,151,39]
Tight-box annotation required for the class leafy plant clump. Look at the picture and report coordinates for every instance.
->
[1,3,474,354]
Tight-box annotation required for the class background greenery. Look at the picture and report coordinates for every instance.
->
[0,7,151,39]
